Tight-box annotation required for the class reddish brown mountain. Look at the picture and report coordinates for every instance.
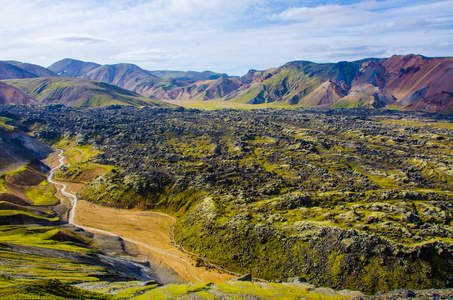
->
[0,82,37,105]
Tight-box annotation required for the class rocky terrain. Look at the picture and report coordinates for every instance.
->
[0,110,368,299]
[1,105,452,296]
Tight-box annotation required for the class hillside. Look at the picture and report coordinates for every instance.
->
[49,59,234,101]
[2,77,174,108]
[47,55,453,113]
[0,82,38,105]
[48,58,101,78]
[4,60,57,78]
[0,119,52,172]
[0,61,41,80]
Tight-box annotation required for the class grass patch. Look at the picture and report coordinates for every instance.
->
[0,278,109,300]
[24,184,60,206]
[0,117,15,131]
[376,118,453,130]
[0,178,7,193]
[214,281,349,300]
[0,210,59,221]
[133,282,210,300]
[0,226,92,253]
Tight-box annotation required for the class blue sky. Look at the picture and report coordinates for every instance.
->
[0,0,452,75]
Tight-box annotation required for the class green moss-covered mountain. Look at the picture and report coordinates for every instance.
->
[2,77,174,108]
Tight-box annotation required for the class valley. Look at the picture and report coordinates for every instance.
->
[49,146,232,283]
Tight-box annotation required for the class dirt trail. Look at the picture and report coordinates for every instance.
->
[46,149,233,283]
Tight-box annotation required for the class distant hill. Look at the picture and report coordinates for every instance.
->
[0,61,42,80]
[5,61,57,78]
[48,59,239,101]
[47,55,453,113]
[0,55,452,113]
[48,58,100,78]
[149,70,231,81]
[3,77,174,108]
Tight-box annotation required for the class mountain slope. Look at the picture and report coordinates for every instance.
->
[381,55,453,112]
[49,59,241,102]
[227,55,452,112]
[3,77,173,108]
[81,63,157,89]
[227,60,365,105]
[47,55,453,113]
[5,61,57,78]
[0,61,39,80]
[0,82,38,105]
[48,58,101,77]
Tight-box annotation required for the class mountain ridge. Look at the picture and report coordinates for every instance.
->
[3,77,174,108]
[1,55,453,113]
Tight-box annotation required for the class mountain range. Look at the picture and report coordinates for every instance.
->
[0,55,452,113]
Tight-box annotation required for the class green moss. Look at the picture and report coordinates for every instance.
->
[0,210,59,222]
[0,279,110,300]
[0,117,15,131]
[0,226,92,253]
[133,282,210,300]
[0,178,6,193]
[24,185,60,206]
[214,281,348,300]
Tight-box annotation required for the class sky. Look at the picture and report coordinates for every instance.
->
[0,0,452,76]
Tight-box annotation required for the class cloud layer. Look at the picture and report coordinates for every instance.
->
[0,0,452,75]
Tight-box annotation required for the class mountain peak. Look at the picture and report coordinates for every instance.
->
[48,58,101,77]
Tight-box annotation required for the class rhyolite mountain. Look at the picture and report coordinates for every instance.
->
[48,58,101,78]
[0,82,38,105]
[1,55,452,113]
[3,77,174,108]
[48,55,453,113]
[0,60,173,107]
[0,61,56,80]
[48,59,234,101]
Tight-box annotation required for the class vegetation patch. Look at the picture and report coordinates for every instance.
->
[0,278,109,300]
[24,182,59,206]
[0,226,92,253]
[0,117,15,131]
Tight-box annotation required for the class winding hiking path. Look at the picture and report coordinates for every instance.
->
[47,149,233,283]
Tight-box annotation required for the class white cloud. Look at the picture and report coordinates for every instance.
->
[39,34,110,45]
[0,0,451,75]
[112,49,184,61]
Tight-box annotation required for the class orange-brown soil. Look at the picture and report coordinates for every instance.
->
[73,200,233,283]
